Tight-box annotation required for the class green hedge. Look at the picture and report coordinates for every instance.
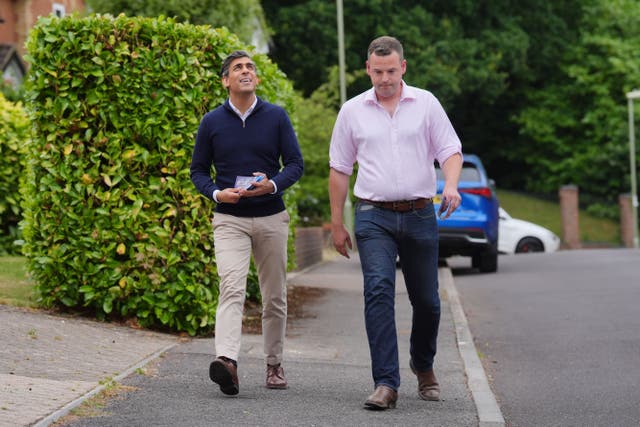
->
[22,14,298,335]
[0,94,29,255]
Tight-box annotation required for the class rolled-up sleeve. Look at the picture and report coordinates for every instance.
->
[428,95,462,166]
[329,107,356,176]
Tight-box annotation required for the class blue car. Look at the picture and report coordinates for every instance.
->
[435,154,499,273]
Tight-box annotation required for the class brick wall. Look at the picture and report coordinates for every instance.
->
[2,0,85,56]
[294,227,324,271]
[619,194,635,248]
[559,185,581,249]
[0,1,18,44]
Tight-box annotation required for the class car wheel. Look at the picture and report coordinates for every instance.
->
[515,237,544,253]
[472,245,498,273]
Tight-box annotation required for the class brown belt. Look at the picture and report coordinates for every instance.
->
[359,198,432,212]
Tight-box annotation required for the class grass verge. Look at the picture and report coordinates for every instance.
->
[497,190,620,245]
[0,256,37,307]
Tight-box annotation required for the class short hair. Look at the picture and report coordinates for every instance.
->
[367,36,404,61]
[220,50,253,77]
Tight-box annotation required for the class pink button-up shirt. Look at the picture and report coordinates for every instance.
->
[329,82,462,201]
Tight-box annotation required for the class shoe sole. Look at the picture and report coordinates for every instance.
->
[364,400,396,410]
[209,360,239,395]
[266,383,288,390]
[419,393,440,401]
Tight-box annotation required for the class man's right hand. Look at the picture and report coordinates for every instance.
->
[331,223,352,258]
[217,188,242,204]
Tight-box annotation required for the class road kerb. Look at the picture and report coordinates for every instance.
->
[32,342,177,427]
[440,267,505,427]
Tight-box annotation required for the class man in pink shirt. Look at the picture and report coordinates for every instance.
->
[329,36,463,410]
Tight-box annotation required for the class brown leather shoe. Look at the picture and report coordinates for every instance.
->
[266,364,288,389]
[209,357,239,395]
[364,385,397,410]
[410,359,440,401]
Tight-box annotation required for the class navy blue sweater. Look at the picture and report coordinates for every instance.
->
[190,97,304,217]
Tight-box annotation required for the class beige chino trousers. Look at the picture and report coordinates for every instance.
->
[212,210,290,366]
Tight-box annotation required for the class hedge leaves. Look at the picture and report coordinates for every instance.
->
[0,94,29,255]
[22,14,297,335]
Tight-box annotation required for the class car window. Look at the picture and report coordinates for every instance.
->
[435,161,481,182]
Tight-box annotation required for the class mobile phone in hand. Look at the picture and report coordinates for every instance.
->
[438,198,449,219]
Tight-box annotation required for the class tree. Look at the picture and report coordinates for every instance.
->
[263,1,640,219]
[86,0,270,49]
[262,0,338,96]
[515,0,640,216]
[263,0,530,100]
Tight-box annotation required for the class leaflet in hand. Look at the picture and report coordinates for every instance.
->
[235,175,262,190]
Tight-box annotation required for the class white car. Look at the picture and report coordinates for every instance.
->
[498,207,561,254]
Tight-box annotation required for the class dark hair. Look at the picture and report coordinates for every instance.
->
[367,36,404,61]
[220,50,253,77]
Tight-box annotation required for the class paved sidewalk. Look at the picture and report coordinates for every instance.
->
[0,306,177,427]
[1,255,502,426]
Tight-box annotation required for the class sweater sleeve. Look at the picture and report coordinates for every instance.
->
[190,113,218,200]
[271,107,304,192]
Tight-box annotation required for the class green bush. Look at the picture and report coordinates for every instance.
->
[22,14,297,335]
[0,79,26,103]
[0,94,29,255]
[295,95,334,226]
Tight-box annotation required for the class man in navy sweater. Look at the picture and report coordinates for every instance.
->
[190,50,303,395]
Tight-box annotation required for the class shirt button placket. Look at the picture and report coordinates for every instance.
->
[391,116,401,196]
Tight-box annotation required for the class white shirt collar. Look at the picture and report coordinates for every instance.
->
[229,96,258,121]
[364,81,416,105]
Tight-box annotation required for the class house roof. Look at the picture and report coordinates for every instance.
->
[0,44,26,74]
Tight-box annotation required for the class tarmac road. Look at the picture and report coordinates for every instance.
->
[451,248,640,427]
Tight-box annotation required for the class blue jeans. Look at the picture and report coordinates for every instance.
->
[354,201,440,391]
